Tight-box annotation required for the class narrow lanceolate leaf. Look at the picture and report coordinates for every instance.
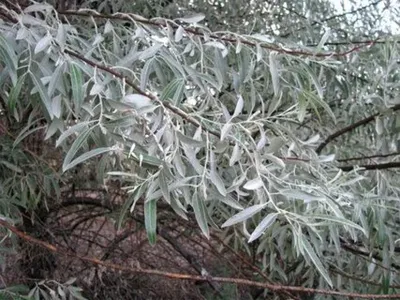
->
[62,127,93,171]
[13,125,46,147]
[210,169,227,196]
[232,95,244,118]
[221,204,266,227]
[265,153,285,168]
[56,121,93,147]
[301,238,333,287]
[256,128,267,150]
[140,59,154,90]
[229,143,241,166]
[144,199,157,245]
[248,213,278,243]
[8,73,27,115]
[34,33,52,54]
[159,169,171,204]
[220,123,232,141]
[0,34,18,85]
[160,79,185,105]
[312,215,366,235]
[317,28,331,51]
[70,64,84,115]
[192,192,210,238]
[243,178,263,190]
[175,26,184,42]
[269,51,280,96]
[375,117,383,135]
[0,160,23,173]
[30,71,54,119]
[178,13,205,23]
[63,147,114,172]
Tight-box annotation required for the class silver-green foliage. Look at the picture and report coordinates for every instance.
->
[0,0,400,294]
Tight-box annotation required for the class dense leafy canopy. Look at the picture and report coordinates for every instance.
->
[1,0,400,298]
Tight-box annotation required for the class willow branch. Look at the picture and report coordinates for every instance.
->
[63,49,220,139]
[58,10,372,58]
[337,151,400,162]
[339,161,400,171]
[2,219,400,299]
[316,104,400,154]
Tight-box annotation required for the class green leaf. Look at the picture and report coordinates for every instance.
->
[0,34,17,85]
[178,13,205,23]
[210,169,226,196]
[13,124,46,147]
[192,192,210,238]
[128,151,163,168]
[301,238,333,287]
[8,73,27,117]
[160,79,185,105]
[140,58,154,90]
[63,146,113,172]
[243,178,263,190]
[56,121,93,147]
[144,199,157,245]
[34,33,52,54]
[312,215,366,235]
[0,160,23,173]
[62,127,93,171]
[248,213,278,243]
[269,51,280,96]
[159,168,171,204]
[70,64,84,115]
[221,204,266,227]
[30,71,54,119]
[117,187,143,230]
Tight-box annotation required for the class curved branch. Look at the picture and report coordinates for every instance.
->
[316,104,400,154]
[58,10,371,58]
[2,219,400,299]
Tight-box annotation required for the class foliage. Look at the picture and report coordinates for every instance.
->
[0,0,400,298]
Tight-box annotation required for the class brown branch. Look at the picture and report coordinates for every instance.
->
[316,104,400,154]
[337,151,400,162]
[329,265,400,289]
[58,10,372,58]
[2,219,400,299]
[339,161,400,172]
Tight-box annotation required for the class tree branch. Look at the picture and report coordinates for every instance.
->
[63,49,221,139]
[58,10,371,58]
[339,161,400,171]
[337,151,400,162]
[316,104,400,154]
[2,219,400,298]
